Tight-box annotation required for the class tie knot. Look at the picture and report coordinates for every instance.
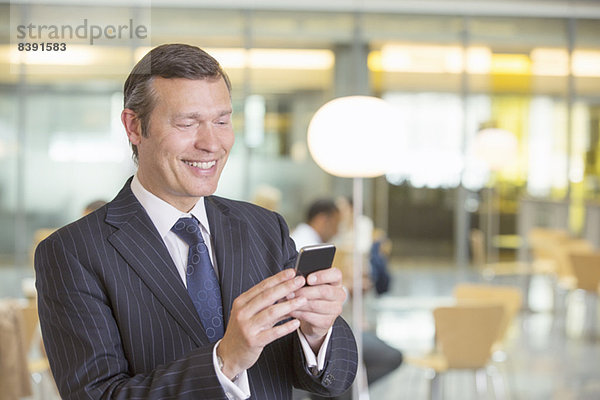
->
[171,217,205,246]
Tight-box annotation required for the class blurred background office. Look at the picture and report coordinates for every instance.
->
[1,0,600,399]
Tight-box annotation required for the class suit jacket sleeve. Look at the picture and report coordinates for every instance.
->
[35,234,228,400]
[274,212,358,396]
[293,317,357,396]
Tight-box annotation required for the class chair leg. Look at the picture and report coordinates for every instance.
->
[429,372,442,400]
[553,285,570,335]
[475,368,488,398]
[584,292,598,338]
[39,372,48,400]
[488,364,506,400]
[521,273,533,312]
[493,354,516,400]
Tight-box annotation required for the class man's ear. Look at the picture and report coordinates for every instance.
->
[121,109,142,145]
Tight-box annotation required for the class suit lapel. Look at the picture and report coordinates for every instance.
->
[106,180,208,346]
[205,196,251,326]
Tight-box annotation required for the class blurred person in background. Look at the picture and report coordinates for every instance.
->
[34,43,357,400]
[369,228,392,296]
[292,198,402,400]
[334,197,373,258]
[291,199,341,249]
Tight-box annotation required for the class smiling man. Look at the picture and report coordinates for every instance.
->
[34,44,357,400]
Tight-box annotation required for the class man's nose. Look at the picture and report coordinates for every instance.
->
[193,124,220,151]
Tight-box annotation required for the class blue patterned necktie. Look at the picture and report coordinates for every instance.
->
[171,217,224,342]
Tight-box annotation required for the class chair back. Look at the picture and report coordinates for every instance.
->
[19,301,39,352]
[433,304,504,369]
[0,299,33,398]
[470,229,486,267]
[528,228,569,269]
[554,239,594,280]
[453,283,522,344]
[569,252,600,292]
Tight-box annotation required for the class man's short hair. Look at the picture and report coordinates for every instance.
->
[306,199,339,223]
[123,43,232,162]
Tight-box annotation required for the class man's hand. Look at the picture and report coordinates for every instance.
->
[289,267,347,352]
[217,269,307,380]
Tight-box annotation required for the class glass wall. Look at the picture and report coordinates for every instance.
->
[1,1,600,284]
[363,13,600,258]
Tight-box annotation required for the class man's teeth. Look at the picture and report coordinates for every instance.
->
[185,160,216,169]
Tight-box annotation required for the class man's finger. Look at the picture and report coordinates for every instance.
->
[289,299,340,316]
[243,275,306,317]
[235,268,297,307]
[293,284,346,303]
[251,296,307,330]
[255,318,301,345]
[291,311,333,333]
[306,267,343,286]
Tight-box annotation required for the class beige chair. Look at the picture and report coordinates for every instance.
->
[452,283,523,400]
[470,229,531,309]
[15,300,55,398]
[540,238,594,316]
[527,229,595,313]
[0,300,33,400]
[527,227,569,275]
[470,229,531,279]
[453,283,522,349]
[19,301,51,375]
[554,239,594,288]
[408,304,505,400]
[570,251,600,292]
[569,251,600,336]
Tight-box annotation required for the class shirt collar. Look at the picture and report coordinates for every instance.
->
[130,174,211,239]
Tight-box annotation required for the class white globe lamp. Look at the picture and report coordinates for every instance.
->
[472,128,518,172]
[307,96,398,178]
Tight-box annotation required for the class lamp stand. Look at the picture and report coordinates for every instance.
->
[351,177,367,400]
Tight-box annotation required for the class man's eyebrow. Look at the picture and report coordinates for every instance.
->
[173,110,232,119]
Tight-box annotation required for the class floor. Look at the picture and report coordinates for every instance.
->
[4,258,600,400]
[361,261,600,400]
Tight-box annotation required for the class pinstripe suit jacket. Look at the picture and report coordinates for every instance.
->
[34,179,357,399]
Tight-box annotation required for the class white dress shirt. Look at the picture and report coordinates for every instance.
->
[291,222,324,250]
[130,175,329,400]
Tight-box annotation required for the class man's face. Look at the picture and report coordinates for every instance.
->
[133,77,234,211]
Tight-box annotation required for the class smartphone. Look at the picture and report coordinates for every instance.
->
[294,244,336,278]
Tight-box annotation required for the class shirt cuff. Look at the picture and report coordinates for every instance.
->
[213,340,250,400]
[297,327,333,374]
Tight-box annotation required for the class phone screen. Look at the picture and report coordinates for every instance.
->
[294,244,336,278]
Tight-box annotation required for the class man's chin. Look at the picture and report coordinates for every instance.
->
[187,184,218,198]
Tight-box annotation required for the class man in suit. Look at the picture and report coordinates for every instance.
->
[34,44,357,400]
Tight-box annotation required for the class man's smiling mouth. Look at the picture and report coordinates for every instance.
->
[183,160,216,169]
